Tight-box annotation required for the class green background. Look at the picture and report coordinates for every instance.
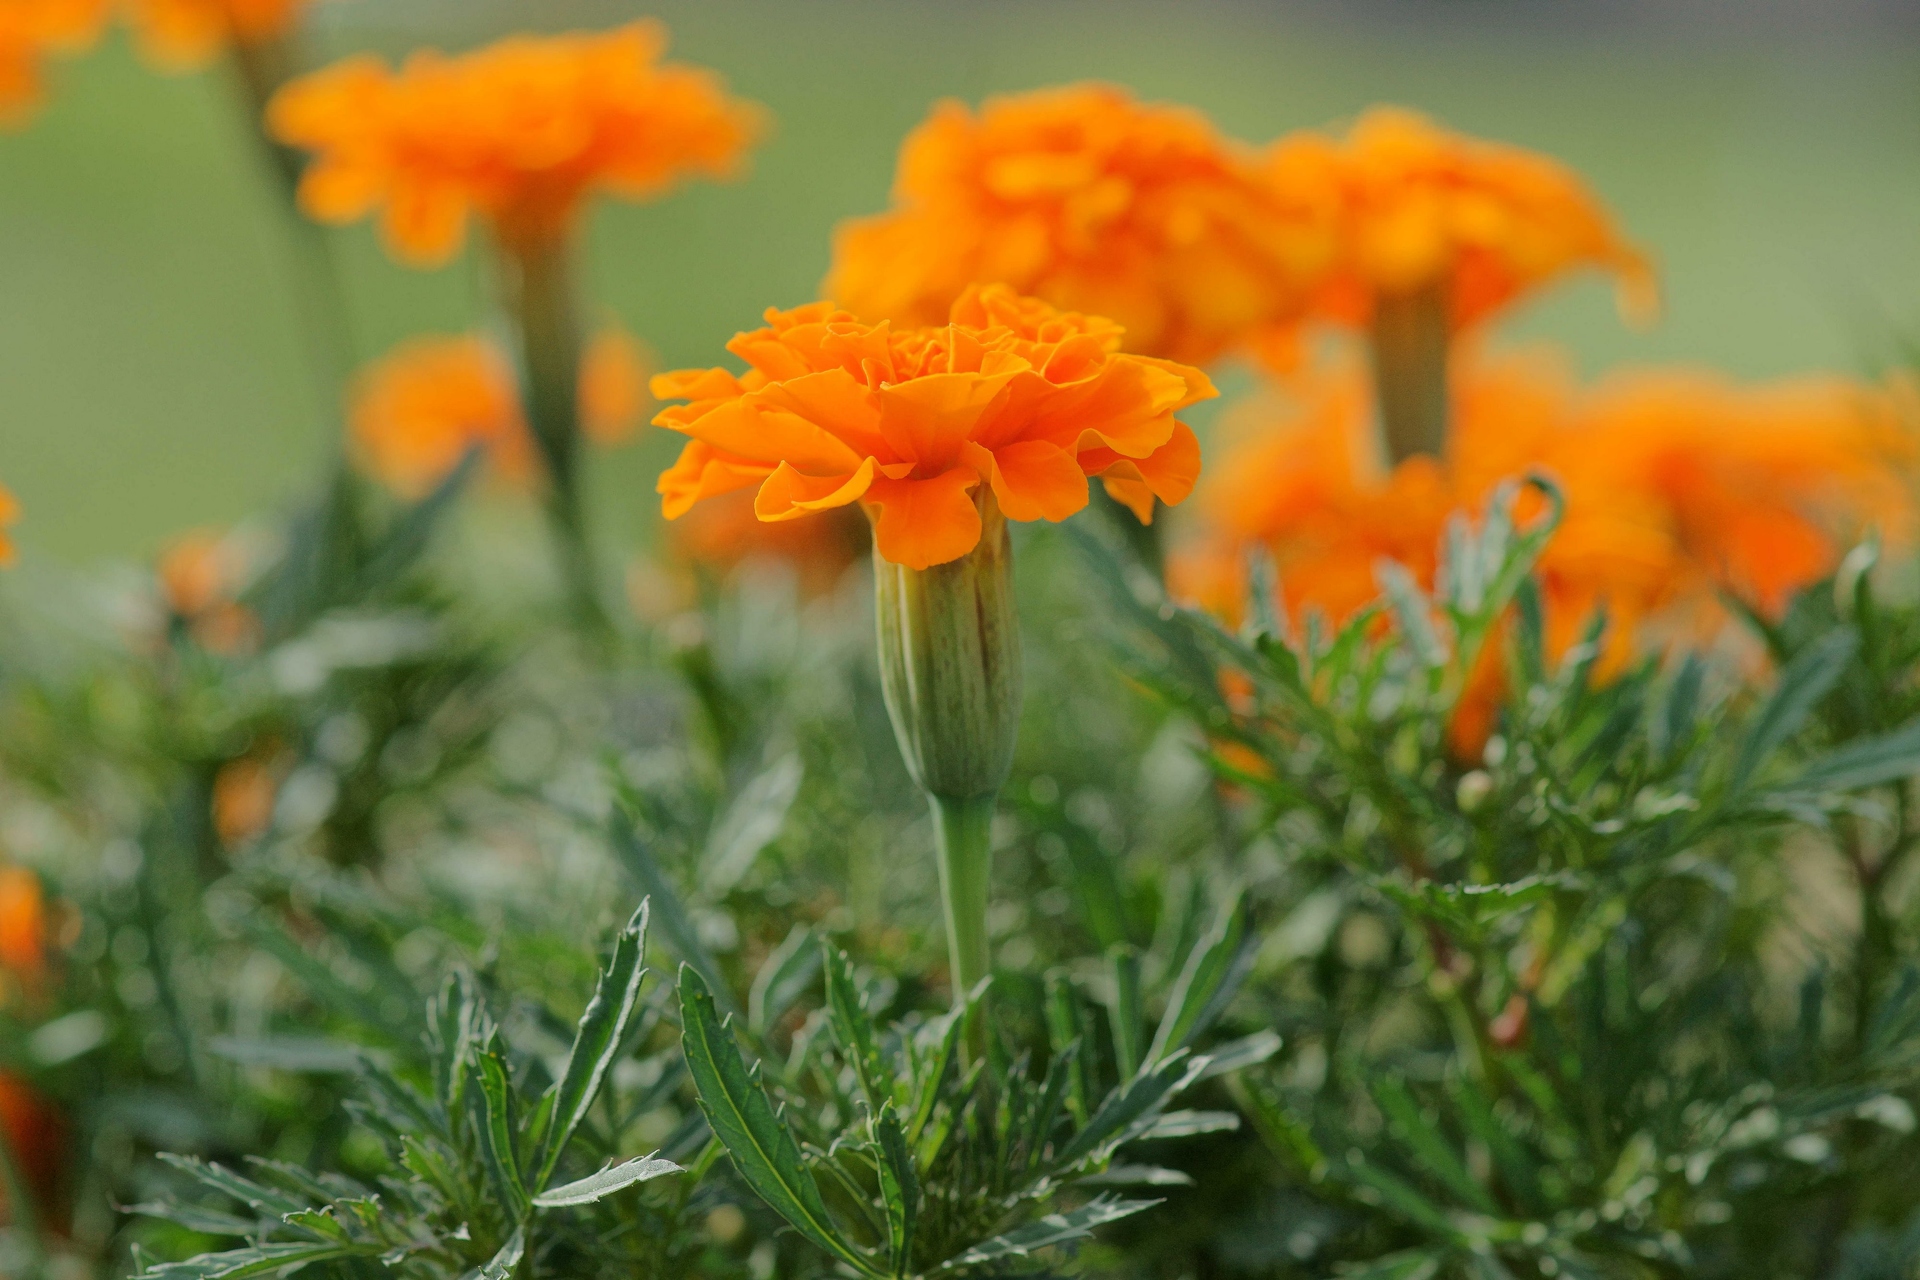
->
[4,0,1918,562]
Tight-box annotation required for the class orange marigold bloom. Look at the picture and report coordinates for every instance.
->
[0,1071,63,1227]
[267,21,765,266]
[652,284,1217,571]
[1176,351,1913,675]
[0,0,106,127]
[350,329,651,498]
[825,84,1334,366]
[1276,107,1655,334]
[124,0,308,69]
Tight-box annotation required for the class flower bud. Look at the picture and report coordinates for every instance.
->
[873,489,1023,801]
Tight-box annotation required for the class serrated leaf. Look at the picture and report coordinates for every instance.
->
[1376,560,1447,670]
[137,1242,360,1279]
[677,965,879,1276]
[1053,1050,1204,1170]
[824,944,889,1109]
[935,1195,1157,1270]
[479,1226,524,1280]
[122,1201,260,1238]
[532,901,650,1191]
[156,1156,306,1220]
[872,1102,919,1277]
[531,1155,682,1207]
[468,1044,530,1218]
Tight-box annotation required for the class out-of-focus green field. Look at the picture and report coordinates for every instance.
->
[4,0,1920,561]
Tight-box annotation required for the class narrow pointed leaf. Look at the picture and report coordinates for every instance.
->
[532,1155,682,1207]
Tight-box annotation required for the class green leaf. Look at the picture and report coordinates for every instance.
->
[122,1201,260,1239]
[609,814,740,1021]
[1770,717,1920,800]
[532,900,650,1191]
[468,1043,530,1218]
[1337,1250,1445,1280]
[935,1195,1157,1270]
[137,1243,361,1279]
[1079,1164,1196,1187]
[1107,945,1145,1080]
[1372,1077,1498,1215]
[1130,1109,1239,1140]
[749,924,821,1040]
[1376,560,1448,670]
[155,1156,305,1220]
[1053,1050,1205,1170]
[1195,1029,1282,1079]
[677,965,878,1276]
[702,755,803,897]
[1045,971,1093,1128]
[207,1036,371,1074]
[479,1226,525,1280]
[350,447,481,598]
[531,1155,682,1207]
[1729,627,1859,794]
[1146,894,1250,1063]
[872,1102,920,1278]
[824,944,889,1109]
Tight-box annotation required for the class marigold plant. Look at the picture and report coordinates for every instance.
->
[350,329,649,499]
[122,0,308,69]
[651,283,1216,570]
[267,21,766,266]
[826,83,1333,366]
[0,0,105,125]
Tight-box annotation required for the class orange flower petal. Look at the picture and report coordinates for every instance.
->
[864,468,984,570]
[754,457,878,521]
[967,438,1088,523]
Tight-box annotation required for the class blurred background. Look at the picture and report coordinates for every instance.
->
[4,0,1920,562]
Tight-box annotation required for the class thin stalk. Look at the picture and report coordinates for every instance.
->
[931,791,996,1048]
[493,232,610,636]
[1369,281,1452,465]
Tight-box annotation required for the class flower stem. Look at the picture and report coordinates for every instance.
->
[494,232,610,636]
[930,791,997,1043]
[1369,281,1451,465]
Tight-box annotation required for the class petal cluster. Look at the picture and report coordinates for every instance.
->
[0,0,107,127]
[1275,107,1655,333]
[1176,350,1913,664]
[825,84,1333,366]
[351,330,650,498]
[268,21,766,265]
[124,0,306,68]
[653,284,1217,570]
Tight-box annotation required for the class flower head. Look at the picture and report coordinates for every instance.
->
[268,21,765,266]
[0,0,105,127]
[826,84,1333,365]
[125,0,308,69]
[1276,107,1655,334]
[652,284,1217,570]
[0,866,47,993]
[157,528,259,652]
[351,328,650,497]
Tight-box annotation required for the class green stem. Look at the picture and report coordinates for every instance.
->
[493,232,610,636]
[930,791,997,1025]
[1369,281,1452,465]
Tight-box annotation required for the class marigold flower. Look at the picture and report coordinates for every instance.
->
[826,84,1334,366]
[1278,107,1656,334]
[212,755,278,848]
[123,0,308,69]
[651,284,1217,570]
[350,328,651,498]
[0,0,106,127]
[156,529,259,652]
[267,21,766,266]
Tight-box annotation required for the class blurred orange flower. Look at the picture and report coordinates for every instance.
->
[268,21,765,266]
[0,481,18,564]
[652,284,1216,570]
[826,83,1334,366]
[350,328,651,498]
[0,1071,62,1227]
[0,865,47,994]
[212,755,278,848]
[0,0,106,127]
[123,0,308,69]
[1276,107,1655,334]
[1177,349,1914,687]
[157,529,259,653]
[666,490,868,598]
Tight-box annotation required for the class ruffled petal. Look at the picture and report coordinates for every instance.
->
[863,467,983,569]
[657,441,772,519]
[754,458,878,521]
[874,371,1017,473]
[1085,420,1203,524]
[966,439,1088,524]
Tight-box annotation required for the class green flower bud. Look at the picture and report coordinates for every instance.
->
[873,489,1023,803]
